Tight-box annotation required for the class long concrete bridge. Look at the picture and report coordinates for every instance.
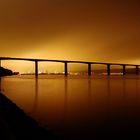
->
[0,57,139,77]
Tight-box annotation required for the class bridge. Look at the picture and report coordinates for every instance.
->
[0,57,139,77]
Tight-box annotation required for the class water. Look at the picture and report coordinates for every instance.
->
[1,75,140,139]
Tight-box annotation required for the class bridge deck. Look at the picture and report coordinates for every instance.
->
[0,57,139,66]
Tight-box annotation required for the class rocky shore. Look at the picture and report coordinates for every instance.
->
[0,67,19,77]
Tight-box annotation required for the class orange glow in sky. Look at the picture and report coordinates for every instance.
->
[0,0,140,72]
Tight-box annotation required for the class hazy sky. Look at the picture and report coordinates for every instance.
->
[0,0,140,72]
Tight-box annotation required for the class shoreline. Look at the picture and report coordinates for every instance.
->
[0,92,57,140]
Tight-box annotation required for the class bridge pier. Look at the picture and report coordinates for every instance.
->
[107,64,110,76]
[136,65,139,75]
[123,65,126,75]
[64,62,68,76]
[88,63,91,76]
[35,61,38,77]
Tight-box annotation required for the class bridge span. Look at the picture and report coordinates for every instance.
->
[0,57,139,77]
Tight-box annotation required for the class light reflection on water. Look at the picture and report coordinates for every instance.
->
[1,75,140,138]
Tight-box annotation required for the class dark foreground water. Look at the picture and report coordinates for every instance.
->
[1,75,140,139]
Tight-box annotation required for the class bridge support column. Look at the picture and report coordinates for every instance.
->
[107,64,110,76]
[64,62,68,76]
[35,61,38,77]
[123,65,126,75]
[88,63,91,76]
[136,65,139,75]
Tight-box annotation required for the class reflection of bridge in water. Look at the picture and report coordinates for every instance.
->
[0,57,139,77]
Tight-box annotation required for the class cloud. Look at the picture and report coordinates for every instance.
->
[0,0,140,65]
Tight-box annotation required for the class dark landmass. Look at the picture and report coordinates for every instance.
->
[0,67,19,77]
[0,92,58,140]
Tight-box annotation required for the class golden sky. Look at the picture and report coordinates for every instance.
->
[0,0,140,72]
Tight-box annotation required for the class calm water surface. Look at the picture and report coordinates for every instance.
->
[1,75,140,139]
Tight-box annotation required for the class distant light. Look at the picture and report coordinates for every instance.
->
[39,71,42,74]
[101,73,123,76]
